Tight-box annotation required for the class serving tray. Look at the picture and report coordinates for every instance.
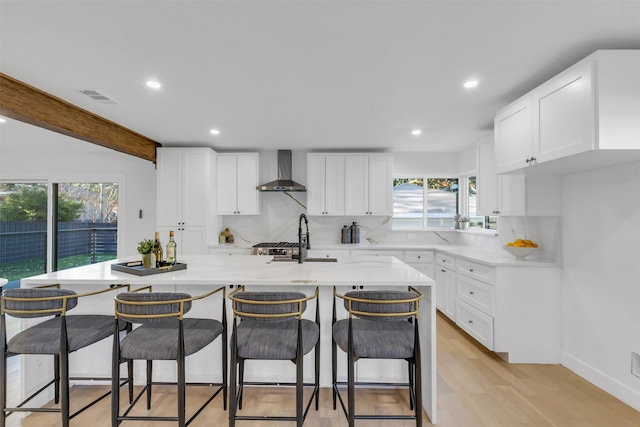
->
[110,261,187,276]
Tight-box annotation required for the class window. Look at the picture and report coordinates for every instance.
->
[0,182,118,288]
[0,183,47,289]
[393,177,459,229]
[54,183,118,271]
[394,175,497,231]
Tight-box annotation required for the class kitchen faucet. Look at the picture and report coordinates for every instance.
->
[298,213,310,264]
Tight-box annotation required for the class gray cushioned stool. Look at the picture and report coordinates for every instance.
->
[111,287,227,427]
[228,287,320,427]
[1,284,131,427]
[332,287,424,427]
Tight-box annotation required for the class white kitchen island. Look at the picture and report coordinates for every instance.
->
[19,254,437,422]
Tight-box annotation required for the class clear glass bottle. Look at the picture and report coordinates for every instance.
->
[152,231,163,267]
[166,230,177,265]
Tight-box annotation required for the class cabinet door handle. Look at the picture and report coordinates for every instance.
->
[469,291,474,295]
[468,320,473,324]
[469,268,474,272]
[440,269,446,273]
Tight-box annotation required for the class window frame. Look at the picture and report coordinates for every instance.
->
[392,173,497,233]
[392,175,460,231]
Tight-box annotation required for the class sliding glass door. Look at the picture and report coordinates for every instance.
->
[0,182,118,288]
[55,183,118,270]
[0,183,48,289]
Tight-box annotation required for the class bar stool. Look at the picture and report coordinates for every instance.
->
[228,287,320,427]
[332,287,424,427]
[1,284,131,427]
[111,286,227,427]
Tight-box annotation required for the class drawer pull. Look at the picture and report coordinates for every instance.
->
[469,269,474,272]
[469,291,474,295]
[468,320,473,324]
[441,269,446,273]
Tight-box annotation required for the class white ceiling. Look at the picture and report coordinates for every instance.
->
[1,0,639,155]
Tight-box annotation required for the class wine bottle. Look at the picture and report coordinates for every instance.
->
[152,231,163,268]
[166,231,177,265]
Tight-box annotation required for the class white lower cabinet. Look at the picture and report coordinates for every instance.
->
[157,226,208,258]
[350,249,404,259]
[456,273,494,316]
[456,300,494,350]
[306,249,350,259]
[435,253,456,321]
[452,255,561,363]
[455,259,495,351]
[404,250,434,279]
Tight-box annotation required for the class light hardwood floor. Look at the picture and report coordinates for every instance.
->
[4,312,640,426]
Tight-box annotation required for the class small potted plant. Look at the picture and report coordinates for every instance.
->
[137,238,154,268]
[457,216,470,230]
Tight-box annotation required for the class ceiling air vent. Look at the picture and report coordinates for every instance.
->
[79,89,120,105]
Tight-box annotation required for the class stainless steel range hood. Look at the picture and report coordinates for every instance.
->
[257,150,306,192]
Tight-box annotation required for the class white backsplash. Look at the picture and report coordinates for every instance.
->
[219,192,560,263]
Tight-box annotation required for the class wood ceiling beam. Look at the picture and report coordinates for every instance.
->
[0,73,160,163]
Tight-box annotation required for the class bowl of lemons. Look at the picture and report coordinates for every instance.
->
[504,239,539,259]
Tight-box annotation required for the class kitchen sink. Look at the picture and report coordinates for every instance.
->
[270,257,337,263]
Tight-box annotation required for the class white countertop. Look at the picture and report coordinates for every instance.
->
[21,254,435,287]
[213,242,560,268]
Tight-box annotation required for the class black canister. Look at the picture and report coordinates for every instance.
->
[350,222,360,244]
[341,225,351,244]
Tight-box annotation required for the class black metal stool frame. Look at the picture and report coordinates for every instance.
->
[0,283,133,427]
[228,286,320,427]
[111,285,227,427]
[331,286,424,427]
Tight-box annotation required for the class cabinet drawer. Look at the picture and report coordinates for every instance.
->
[435,253,456,269]
[456,259,494,284]
[456,300,494,350]
[457,274,494,316]
[351,250,404,260]
[404,251,434,264]
[307,250,350,259]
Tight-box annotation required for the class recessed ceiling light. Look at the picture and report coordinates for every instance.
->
[463,80,479,89]
[411,129,422,136]
[146,80,162,89]
[210,129,220,135]
[0,118,6,123]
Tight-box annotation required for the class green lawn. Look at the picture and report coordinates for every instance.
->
[0,254,116,282]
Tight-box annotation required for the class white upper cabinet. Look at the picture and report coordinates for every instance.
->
[478,140,561,216]
[533,59,594,164]
[495,96,534,173]
[477,140,499,216]
[495,50,640,174]
[157,147,219,254]
[157,147,214,227]
[217,153,260,215]
[307,154,345,216]
[344,154,393,216]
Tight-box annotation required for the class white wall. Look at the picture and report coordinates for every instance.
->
[0,120,157,258]
[561,161,640,410]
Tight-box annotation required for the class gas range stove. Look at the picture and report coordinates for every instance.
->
[250,242,300,258]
